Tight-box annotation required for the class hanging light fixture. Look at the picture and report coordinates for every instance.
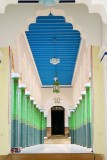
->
[50,37,60,65]
[53,74,60,93]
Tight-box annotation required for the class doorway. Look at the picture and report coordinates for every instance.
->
[51,106,64,135]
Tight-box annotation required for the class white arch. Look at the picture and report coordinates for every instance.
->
[44,95,70,115]
[76,0,107,24]
[0,0,107,24]
[0,0,18,13]
[0,3,102,46]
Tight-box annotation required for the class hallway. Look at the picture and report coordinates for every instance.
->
[0,1,107,160]
[20,144,92,153]
[44,135,71,144]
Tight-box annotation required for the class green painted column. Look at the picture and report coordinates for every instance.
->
[82,91,86,147]
[78,103,81,145]
[34,106,37,144]
[24,94,28,147]
[84,90,88,147]
[28,95,31,147]
[81,91,85,147]
[70,110,75,144]
[80,97,83,146]
[73,111,76,144]
[19,85,26,148]
[68,114,71,140]
[30,99,34,146]
[76,106,78,145]
[32,101,35,146]
[40,111,45,144]
[44,116,47,137]
[25,91,31,147]
[17,87,22,148]
[36,108,40,144]
[30,98,34,146]
[77,104,79,145]
[86,85,92,148]
[11,75,19,148]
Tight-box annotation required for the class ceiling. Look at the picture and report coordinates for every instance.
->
[26,13,81,86]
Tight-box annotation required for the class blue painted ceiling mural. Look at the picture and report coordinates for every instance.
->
[26,13,81,86]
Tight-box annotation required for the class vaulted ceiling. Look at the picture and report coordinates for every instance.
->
[26,13,81,86]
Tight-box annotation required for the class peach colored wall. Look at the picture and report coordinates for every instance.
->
[11,34,42,107]
[70,39,91,108]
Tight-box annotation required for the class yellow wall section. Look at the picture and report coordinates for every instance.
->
[92,46,105,155]
[0,48,10,155]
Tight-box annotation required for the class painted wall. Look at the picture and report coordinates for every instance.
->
[92,46,105,155]
[0,48,10,155]
[11,34,42,107]
[70,39,91,108]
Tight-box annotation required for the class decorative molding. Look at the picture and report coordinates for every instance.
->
[25,90,31,95]
[79,96,82,101]
[19,83,26,88]
[85,82,91,88]
[33,100,37,105]
[76,101,80,105]
[81,90,86,95]
[69,109,75,112]
[11,72,20,78]
[40,108,45,112]
[30,96,34,101]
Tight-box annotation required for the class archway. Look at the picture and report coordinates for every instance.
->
[51,106,65,135]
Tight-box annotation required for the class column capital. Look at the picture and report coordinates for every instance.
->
[33,100,37,105]
[11,72,20,79]
[44,114,47,118]
[19,83,26,89]
[25,90,31,96]
[69,109,75,112]
[30,96,34,101]
[85,82,91,88]
[79,96,82,101]
[81,90,86,95]
[40,109,45,112]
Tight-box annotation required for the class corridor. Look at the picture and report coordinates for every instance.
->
[20,144,92,153]
[0,1,107,160]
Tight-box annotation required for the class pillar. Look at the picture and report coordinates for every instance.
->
[19,84,26,148]
[99,47,107,159]
[25,91,31,147]
[92,46,105,155]
[81,91,86,147]
[85,83,92,148]
[0,48,11,154]
[11,73,20,148]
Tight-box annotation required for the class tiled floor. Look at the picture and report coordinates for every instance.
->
[21,136,92,153]
[21,144,92,153]
[44,135,71,144]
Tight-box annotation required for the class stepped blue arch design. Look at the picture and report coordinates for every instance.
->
[26,13,81,86]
